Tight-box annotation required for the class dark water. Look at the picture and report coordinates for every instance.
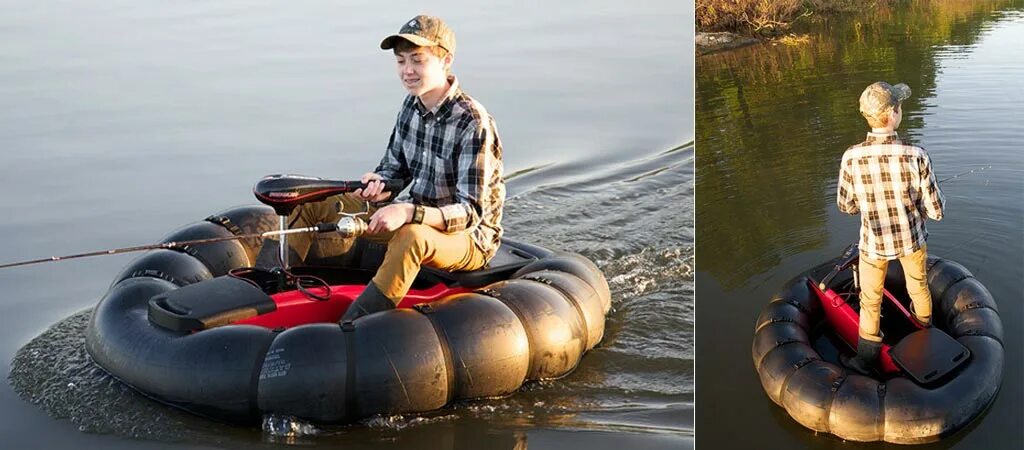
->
[0,1,693,449]
[696,2,1024,449]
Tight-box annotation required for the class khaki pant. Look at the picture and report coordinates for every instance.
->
[284,194,487,303]
[857,245,931,342]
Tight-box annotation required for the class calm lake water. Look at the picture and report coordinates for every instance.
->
[0,1,693,449]
[696,2,1023,449]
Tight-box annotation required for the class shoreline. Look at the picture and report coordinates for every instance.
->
[695,32,760,56]
[697,31,812,56]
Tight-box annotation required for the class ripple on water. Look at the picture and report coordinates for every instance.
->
[8,310,239,443]
[8,143,694,443]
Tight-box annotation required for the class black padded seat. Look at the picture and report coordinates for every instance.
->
[148,276,276,331]
[888,327,970,385]
[285,237,551,289]
[418,240,545,288]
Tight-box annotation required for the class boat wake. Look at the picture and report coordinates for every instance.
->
[8,142,695,445]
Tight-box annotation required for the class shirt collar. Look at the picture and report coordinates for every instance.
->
[866,130,901,144]
[415,75,460,117]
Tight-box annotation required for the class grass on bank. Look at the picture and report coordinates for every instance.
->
[696,0,887,35]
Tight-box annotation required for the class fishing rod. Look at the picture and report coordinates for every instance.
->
[0,221,362,270]
[937,165,991,184]
[820,164,995,290]
[0,174,394,271]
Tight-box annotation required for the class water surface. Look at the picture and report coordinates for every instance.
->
[0,1,693,448]
[696,3,1024,448]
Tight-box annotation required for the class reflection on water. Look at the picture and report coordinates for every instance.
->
[697,2,1023,449]
[697,1,1018,289]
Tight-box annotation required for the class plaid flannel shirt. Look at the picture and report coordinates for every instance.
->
[374,76,505,260]
[837,132,945,260]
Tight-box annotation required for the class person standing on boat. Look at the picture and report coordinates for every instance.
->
[284,14,504,321]
[836,81,945,375]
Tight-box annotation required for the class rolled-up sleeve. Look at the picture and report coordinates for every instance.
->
[438,118,498,233]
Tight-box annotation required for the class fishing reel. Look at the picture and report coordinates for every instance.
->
[254,174,403,268]
[335,207,369,239]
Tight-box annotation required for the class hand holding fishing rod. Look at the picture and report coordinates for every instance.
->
[254,174,404,268]
[814,164,991,287]
[816,163,990,291]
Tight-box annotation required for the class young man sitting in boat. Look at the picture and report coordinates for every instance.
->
[836,81,945,375]
[283,14,505,321]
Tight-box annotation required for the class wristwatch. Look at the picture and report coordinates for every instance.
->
[412,204,425,224]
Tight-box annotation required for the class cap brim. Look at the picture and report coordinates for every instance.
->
[380,33,437,50]
[892,83,912,102]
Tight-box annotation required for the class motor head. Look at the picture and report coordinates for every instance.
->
[254,174,404,216]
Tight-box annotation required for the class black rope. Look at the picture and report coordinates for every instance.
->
[294,272,331,301]
[228,265,331,302]
[271,242,331,301]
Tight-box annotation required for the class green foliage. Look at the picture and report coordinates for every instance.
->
[695,0,1017,287]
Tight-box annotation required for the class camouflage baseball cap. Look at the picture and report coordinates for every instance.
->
[859,81,911,118]
[380,15,456,54]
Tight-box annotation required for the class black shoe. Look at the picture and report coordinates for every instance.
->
[912,315,933,328]
[841,337,882,376]
[909,303,933,328]
[340,283,396,322]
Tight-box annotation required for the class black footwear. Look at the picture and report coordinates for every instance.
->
[841,337,883,376]
[912,315,933,328]
[340,283,396,322]
[909,303,933,328]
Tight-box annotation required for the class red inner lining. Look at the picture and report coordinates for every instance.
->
[811,280,925,375]
[234,283,471,329]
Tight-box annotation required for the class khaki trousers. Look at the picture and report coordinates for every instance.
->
[284,194,488,303]
[857,245,932,342]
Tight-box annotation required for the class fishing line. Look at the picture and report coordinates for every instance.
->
[937,165,992,184]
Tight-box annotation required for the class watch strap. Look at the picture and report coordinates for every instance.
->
[412,204,425,224]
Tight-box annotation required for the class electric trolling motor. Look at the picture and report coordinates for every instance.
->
[253,174,404,268]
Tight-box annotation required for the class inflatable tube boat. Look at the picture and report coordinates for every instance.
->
[85,200,610,424]
[752,245,1002,444]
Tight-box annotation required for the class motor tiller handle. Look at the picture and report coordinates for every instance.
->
[819,244,859,290]
[254,174,406,215]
